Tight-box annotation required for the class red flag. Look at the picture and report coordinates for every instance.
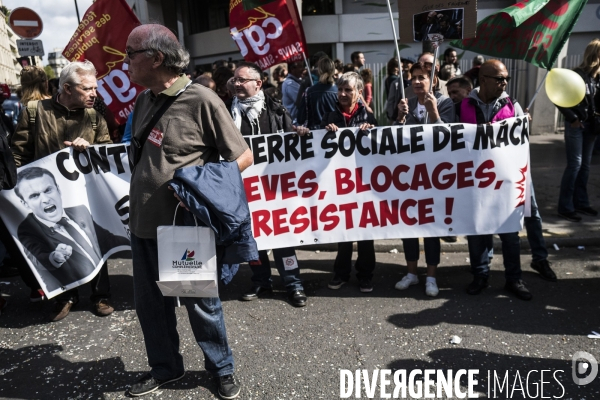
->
[229,0,308,70]
[62,0,142,124]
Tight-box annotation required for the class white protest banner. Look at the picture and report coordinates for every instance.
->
[241,117,531,251]
[0,144,132,299]
[0,119,531,294]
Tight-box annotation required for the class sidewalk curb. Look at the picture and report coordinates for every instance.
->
[303,236,600,253]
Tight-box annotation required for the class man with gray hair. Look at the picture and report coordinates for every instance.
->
[125,24,252,399]
[12,60,113,322]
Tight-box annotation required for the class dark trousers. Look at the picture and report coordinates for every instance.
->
[251,247,303,292]
[402,237,441,265]
[0,217,36,288]
[333,240,376,281]
[56,261,111,303]
[467,232,522,282]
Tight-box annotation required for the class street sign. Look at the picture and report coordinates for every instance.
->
[17,39,44,57]
[9,7,43,39]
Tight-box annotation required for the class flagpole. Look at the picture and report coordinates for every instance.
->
[424,42,440,124]
[526,69,550,111]
[385,0,405,100]
[301,52,314,86]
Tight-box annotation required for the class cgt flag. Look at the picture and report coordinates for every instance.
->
[62,0,143,124]
[451,0,587,69]
[230,0,308,70]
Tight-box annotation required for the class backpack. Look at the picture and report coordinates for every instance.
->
[0,117,17,190]
[27,100,98,132]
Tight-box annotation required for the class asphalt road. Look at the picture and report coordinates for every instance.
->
[1,246,599,400]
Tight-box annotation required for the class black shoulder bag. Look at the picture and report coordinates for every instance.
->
[130,95,178,166]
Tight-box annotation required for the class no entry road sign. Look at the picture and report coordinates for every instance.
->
[9,7,43,39]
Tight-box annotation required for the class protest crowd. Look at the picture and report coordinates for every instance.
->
[0,1,598,398]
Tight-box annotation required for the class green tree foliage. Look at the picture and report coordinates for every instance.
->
[44,65,56,79]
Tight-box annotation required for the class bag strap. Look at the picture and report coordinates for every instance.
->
[173,203,198,226]
[86,107,97,132]
[27,100,39,129]
[131,94,178,166]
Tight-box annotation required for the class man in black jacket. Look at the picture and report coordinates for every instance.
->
[226,62,308,307]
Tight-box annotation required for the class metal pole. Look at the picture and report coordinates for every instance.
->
[74,0,81,25]
[526,69,549,111]
[385,0,405,100]
[302,52,313,86]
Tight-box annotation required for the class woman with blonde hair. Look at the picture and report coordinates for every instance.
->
[20,66,51,105]
[556,38,600,222]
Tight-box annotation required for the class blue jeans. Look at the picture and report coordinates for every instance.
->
[131,233,234,380]
[525,185,548,262]
[467,232,522,282]
[402,237,441,265]
[251,247,303,292]
[558,122,596,213]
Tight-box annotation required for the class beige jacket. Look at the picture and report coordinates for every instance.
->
[12,96,111,167]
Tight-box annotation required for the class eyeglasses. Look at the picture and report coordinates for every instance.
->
[125,48,149,58]
[484,75,511,84]
[231,77,258,85]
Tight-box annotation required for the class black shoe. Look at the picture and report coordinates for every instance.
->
[504,280,532,301]
[466,276,488,295]
[530,260,557,282]
[288,290,307,307]
[359,279,373,293]
[575,206,598,216]
[240,286,272,301]
[558,211,582,222]
[216,374,241,399]
[328,275,348,289]
[441,236,458,243]
[128,372,185,397]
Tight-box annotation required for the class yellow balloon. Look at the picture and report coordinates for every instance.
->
[545,68,586,108]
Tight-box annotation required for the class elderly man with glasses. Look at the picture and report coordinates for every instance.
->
[226,62,308,308]
[124,24,253,399]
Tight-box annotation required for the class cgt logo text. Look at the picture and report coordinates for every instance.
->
[340,353,598,399]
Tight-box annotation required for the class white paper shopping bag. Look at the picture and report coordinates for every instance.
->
[156,205,218,297]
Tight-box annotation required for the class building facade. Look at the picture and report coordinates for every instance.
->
[47,48,69,77]
[0,1,21,85]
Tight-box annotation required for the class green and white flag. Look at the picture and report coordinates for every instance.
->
[451,0,587,69]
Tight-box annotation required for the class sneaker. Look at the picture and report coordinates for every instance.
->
[217,374,241,399]
[49,300,77,322]
[129,372,185,397]
[359,279,373,293]
[504,280,532,301]
[395,274,418,290]
[425,281,439,297]
[94,299,114,316]
[328,275,348,289]
[558,211,582,222]
[530,260,557,282]
[575,206,598,216]
[0,296,6,316]
[30,289,45,303]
